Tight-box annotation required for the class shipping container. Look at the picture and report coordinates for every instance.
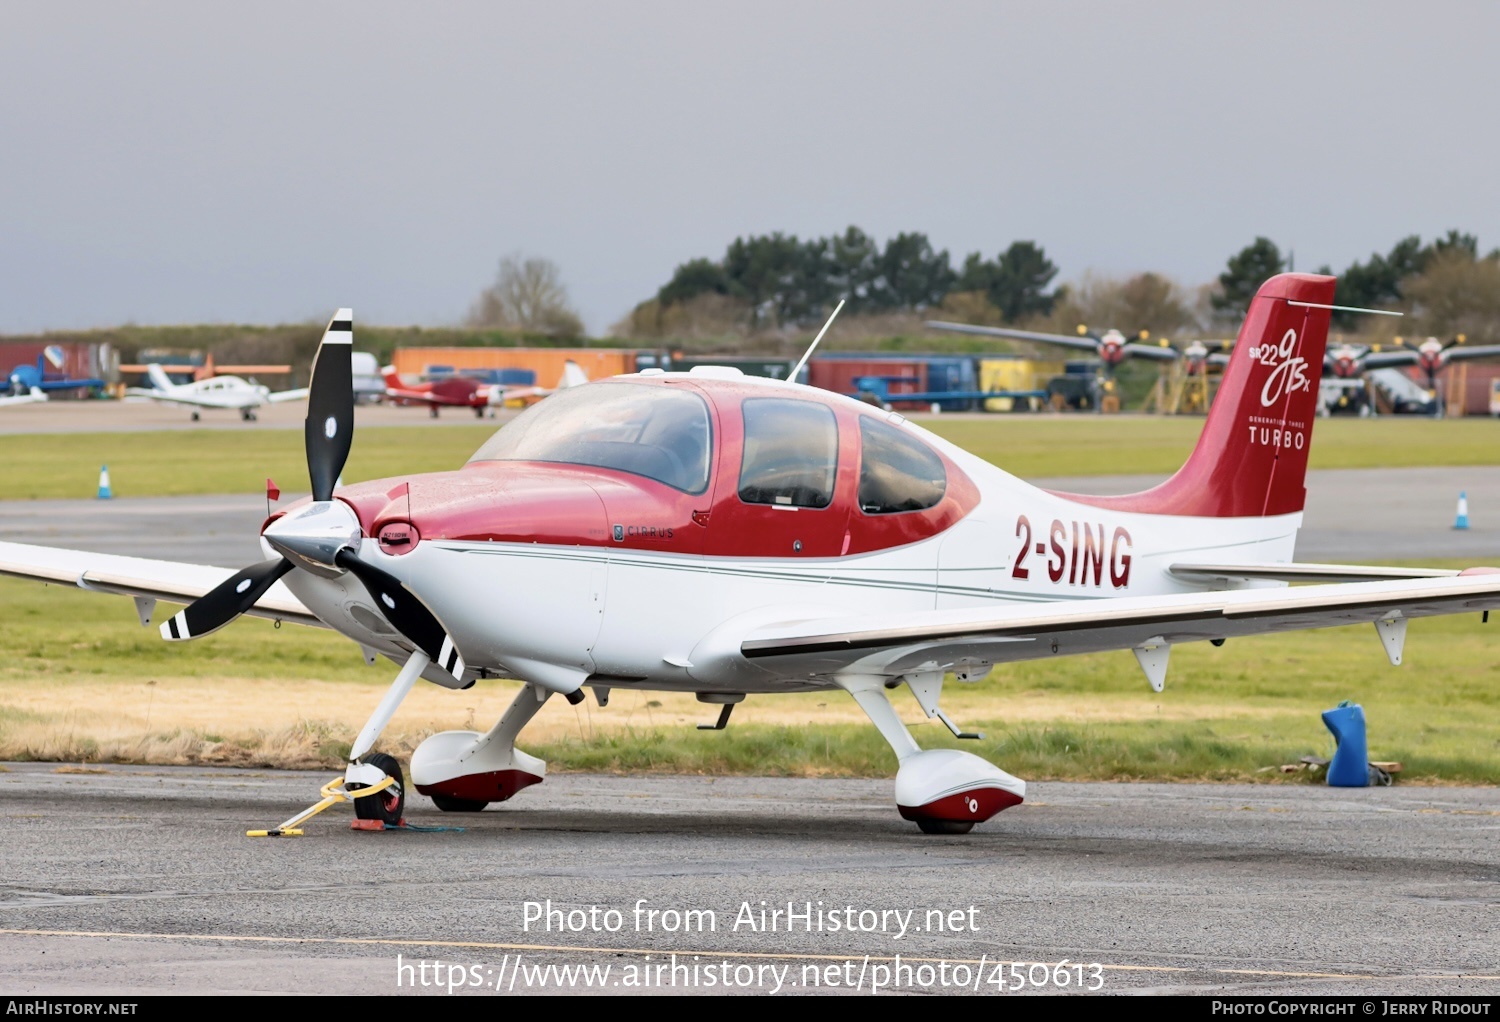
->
[808,357,929,409]
[979,356,1065,411]
[391,347,637,387]
[918,356,979,411]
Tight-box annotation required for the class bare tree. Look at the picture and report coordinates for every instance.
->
[469,254,585,338]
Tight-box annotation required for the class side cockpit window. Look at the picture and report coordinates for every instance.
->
[858,416,946,514]
[738,398,838,509]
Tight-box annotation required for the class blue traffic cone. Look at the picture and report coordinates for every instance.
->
[97,465,112,500]
[1454,491,1469,530]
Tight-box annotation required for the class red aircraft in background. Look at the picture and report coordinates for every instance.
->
[382,361,588,417]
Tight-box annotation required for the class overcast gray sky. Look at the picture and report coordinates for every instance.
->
[2,2,1495,335]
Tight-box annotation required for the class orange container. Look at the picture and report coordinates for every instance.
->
[391,347,637,386]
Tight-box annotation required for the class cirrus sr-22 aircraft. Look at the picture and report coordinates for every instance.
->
[2,273,1498,834]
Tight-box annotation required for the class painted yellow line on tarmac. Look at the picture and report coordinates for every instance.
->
[4,927,1498,982]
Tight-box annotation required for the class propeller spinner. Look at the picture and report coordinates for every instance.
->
[160,309,466,681]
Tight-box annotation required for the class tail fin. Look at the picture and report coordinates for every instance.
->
[146,364,178,392]
[1057,272,1334,518]
[381,366,404,390]
[558,359,588,389]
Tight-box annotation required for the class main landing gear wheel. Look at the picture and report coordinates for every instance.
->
[431,795,489,813]
[915,819,974,835]
[190,411,200,421]
[353,752,406,825]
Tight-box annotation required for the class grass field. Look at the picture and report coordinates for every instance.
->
[2,574,1496,783]
[6,414,1499,500]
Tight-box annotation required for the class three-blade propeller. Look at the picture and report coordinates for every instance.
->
[161,309,465,681]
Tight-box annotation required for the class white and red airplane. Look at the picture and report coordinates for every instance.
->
[127,363,310,422]
[382,361,587,418]
[2,275,1498,834]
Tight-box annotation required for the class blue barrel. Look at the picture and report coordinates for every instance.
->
[1321,702,1370,787]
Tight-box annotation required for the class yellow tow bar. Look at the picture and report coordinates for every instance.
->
[247,774,396,838]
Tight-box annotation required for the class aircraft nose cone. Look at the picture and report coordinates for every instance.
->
[263,500,362,578]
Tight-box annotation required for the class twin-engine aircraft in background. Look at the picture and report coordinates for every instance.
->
[381,360,588,417]
[923,319,1233,379]
[126,363,310,421]
[1326,335,1500,395]
[2,275,1498,835]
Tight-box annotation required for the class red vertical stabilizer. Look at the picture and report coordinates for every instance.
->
[1054,273,1335,518]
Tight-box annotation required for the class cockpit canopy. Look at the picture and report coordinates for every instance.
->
[467,382,713,493]
[469,378,950,517]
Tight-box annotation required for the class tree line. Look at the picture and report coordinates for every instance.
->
[611,227,1500,344]
[637,228,1060,331]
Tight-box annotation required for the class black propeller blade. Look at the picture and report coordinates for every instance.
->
[167,309,353,638]
[163,307,467,682]
[334,549,466,678]
[306,308,355,502]
[160,558,293,641]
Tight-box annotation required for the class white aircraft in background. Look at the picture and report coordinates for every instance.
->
[127,364,310,421]
[2,284,1498,836]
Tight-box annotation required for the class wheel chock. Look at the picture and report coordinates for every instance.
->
[247,774,396,838]
[350,817,406,832]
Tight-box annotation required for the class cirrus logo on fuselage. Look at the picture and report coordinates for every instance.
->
[1249,328,1310,408]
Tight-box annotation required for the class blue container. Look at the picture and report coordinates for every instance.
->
[922,356,978,412]
[1321,702,1370,787]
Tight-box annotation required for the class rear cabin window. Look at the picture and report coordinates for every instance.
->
[858,416,946,514]
[738,399,838,509]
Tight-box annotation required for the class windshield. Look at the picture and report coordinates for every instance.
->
[467,382,712,493]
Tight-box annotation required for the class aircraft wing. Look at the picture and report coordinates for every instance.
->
[735,572,1500,679]
[124,388,250,410]
[1442,343,1500,364]
[385,386,442,405]
[1168,561,1459,584]
[266,388,311,404]
[0,541,324,629]
[924,321,1099,354]
[1360,350,1419,370]
[1122,342,1182,363]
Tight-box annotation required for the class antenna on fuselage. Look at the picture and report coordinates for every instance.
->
[786,298,846,382]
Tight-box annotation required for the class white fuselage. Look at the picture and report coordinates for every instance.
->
[276,416,1297,697]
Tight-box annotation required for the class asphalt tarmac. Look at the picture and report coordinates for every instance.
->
[0,765,1496,996]
[0,467,1492,568]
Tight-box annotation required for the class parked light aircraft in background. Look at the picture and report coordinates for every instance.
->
[2,277,1498,835]
[1,346,105,399]
[381,360,588,417]
[923,320,1232,378]
[1357,335,1500,396]
[126,364,310,421]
